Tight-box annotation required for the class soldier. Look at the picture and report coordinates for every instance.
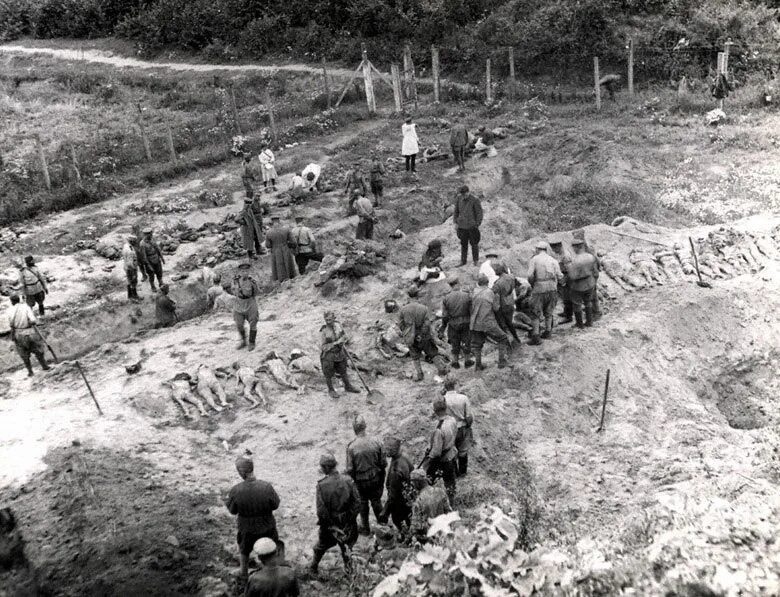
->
[439,275,473,369]
[572,230,602,320]
[526,241,564,345]
[7,295,49,377]
[225,453,281,580]
[449,122,469,172]
[231,261,260,350]
[354,192,376,240]
[345,415,386,535]
[139,228,165,291]
[122,235,141,302]
[369,154,386,207]
[245,538,299,597]
[241,153,256,196]
[344,161,368,199]
[453,185,483,266]
[249,189,268,255]
[469,274,509,370]
[154,283,178,328]
[290,215,322,274]
[549,239,573,323]
[18,255,48,315]
[409,469,451,544]
[266,215,298,283]
[400,287,448,382]
[309,453,361,576]
[442,377,473,477]
[378,436,413,536]
[239,197,264,260]
[569,239,599,328]
[319,311,361,398]
[492,262,520,345]
[421,398,458,506]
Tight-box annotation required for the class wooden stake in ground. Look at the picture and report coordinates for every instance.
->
[335,61,365,109]
[390,63,403,113]
[68,141,81,182]
[688,236,713,288]
[508,47,516,102]
[402,42,418,111]
[75,361,103,416]
[33,135,51,191]
[716,52,725,110]
[135,103,153,162]
[627,38,634,96]
[485,58,493,104]
[263,88,277,145]
[361,44,377,114]
[593,58,604,109]
[321,58,331,109]
[596,369,610,433]
[431,46,441,103]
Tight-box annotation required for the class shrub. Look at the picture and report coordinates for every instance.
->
[0,0,34,41]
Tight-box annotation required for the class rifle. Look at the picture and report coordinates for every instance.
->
[33,325,58,363]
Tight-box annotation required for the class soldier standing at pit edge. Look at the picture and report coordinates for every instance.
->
[319,311,361,398]
[345,415,386,536]
[568,238,599,329]
[453,185,483,266]
[139,228,165,291]
[231,261,260,350]
[526,241,564,345]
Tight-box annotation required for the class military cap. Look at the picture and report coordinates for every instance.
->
[571,238,586,246]
[447,275,460,286]
[432,398,447,413]
[270,214,281,220]
[244,197,254,203]
[142,227,153,234]
[353,415,367,433]
[127,234,137,242]
[407,286,420,298]
[238,261,252,269]
[319,452,337,468]
[427,238,442,248]
[252,538,277,556]
[24,255,35,265]
[535,241,548,250]
[485,253,499,259]
[549,239,563,247]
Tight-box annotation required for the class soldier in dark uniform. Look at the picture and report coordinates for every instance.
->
[345,415,386,535]
[572,229,602,320]
[549,239,573,323]
[469,274,509,370]
[492,262,520,345]
[569,239,599,328]
[231,261,260,350]
[400,286,448,382]
[309,453,361,576]
[439,275,474,369]
[320,311,361,398]
[378,436,413,536]
[421,398,458,506]
[139,228,165,291]
[239,197,264,260]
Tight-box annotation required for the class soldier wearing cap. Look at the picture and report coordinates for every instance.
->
[453,185,483,266]
[409,468,451,543]
[225,453,281,580]
[572,229,602,320]
[239,196,264,260]
[442,376,473,477]
[378,436,413,535]
[354,191,376,240]
[290,214,322,274]
[526,240,564,345]
[309,452,361,576]
[421,398,458,506]
[320,311,361,398]
[231,261,260,350]
[344,161,367,199]
[439,275,474,369]
[17,255,48,315]
[154,283,178,328]
[6,294,49,377]
[245,538,299,597]
[469,273,509,370]
[400,286,448,381]
[492,261,521,345]
[549,239,573,323]
[345,415,386,535]
[569,238,599,328]
[139,228,165,291]
[122,235,141,301]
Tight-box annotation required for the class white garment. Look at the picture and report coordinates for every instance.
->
[401,123,419,156]
[7,303,36,330]
[290,175,305,190]
[258,150,277,182]
[122,242,138,271]
[302,163,321,190]
[479,260,499,288]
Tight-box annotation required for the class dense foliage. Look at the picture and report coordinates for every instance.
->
[0,0,778,80]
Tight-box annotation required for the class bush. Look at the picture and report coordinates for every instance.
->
[0,0,34,41]
[238,16,289,59]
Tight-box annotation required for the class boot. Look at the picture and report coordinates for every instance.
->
[325,376,339,399]
[464,354,475,368]
[574,311,585,329]
[343,375,361,393]
[248,330,257,351]
[528,334,542,345]
[23,358,33,377]
[309,549,325,576]
[474,351,486,371]
[127,285,133,300]
[413,360,424,381]
[460,245,468,267]
[35,352,50,371]
[451,352,460,369]
[359,512,371,535]
[236,329,247,349]
[584,304,594,327]
[497,342,508,369]
[457,454,468,477]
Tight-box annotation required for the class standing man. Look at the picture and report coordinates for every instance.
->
[354,192,376,240]
[345,415,386,535]
[249,190,268,255]
[492,262,520,345]
[231,261,260,350]
[319,311,361,398]
[439,275,473,369]
[369,154,386,207]
[122,235,141,302]
[290,215,321,274]
[7,295,49,377]
[18,255,47,316]
[449,122,469,172]
[309,453,361,576]
[572,229,602,320]
[266,215,298,283]
[241,153,256,196]
[569,239,599,329]
[344,162,367,199]
[453,185,483,266]
[526,241,564,345]
[154,283,178,328]
[258,144,278,192]
[239,197,264,260]
[421,398,458,507]
[549,239,573,324]
[245,539,299,597]
[225,453,281,580]
[443,377,473,477]
[400,287,448,382]
[469,274,509,370]
[378,436,413,536]
[139,228,164,292]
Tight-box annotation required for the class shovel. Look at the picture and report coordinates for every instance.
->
[343,347,385,404]
[688,237,712,288]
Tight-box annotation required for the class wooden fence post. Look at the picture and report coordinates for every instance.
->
[321,58,331,109]
[594,57,601,111]
[627,38,634,96]
[264,88,277,145]
[431,46,440,103]
[508,47,516,101]
[723,38,732,75]
[68,142,81,183]
[34,135,51,190]
[165,119,177,162]
[485,58,492,104]
[228,83,242,135]
[391,63,403,113]
[361,44,377,114]
[136,103,153,162]
[403,42,418,111]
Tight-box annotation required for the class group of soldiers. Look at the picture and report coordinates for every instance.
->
[225,375,473,594]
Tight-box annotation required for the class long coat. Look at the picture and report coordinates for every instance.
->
[239,206,264,254]
[266,225,298,282]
